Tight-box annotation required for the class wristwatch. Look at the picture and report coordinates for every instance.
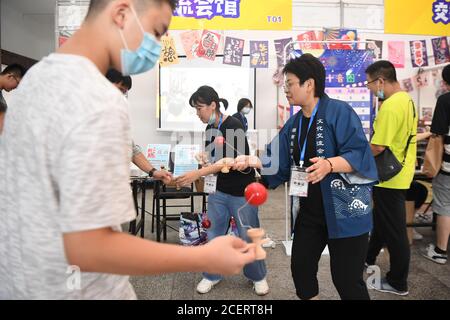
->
[148,168,157,177]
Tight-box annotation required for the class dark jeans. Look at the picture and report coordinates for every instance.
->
[366,186,410,292]
[203,191,267,282]
[291,210,370,300]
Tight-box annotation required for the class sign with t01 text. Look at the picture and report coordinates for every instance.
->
[170,0,292,30]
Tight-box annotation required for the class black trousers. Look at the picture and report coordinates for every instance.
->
[291,210,370,300]
[366,186,410,292]
[406,180,428,209]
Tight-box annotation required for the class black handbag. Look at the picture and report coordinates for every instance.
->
[374,100,416,182]
[375,147,404,182]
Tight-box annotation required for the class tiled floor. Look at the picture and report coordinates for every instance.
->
[128,188,450,300]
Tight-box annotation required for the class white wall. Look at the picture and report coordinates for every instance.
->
[128,30,293,151]
[0,0,55,60]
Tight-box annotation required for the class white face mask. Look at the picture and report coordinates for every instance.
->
[242,107,251,115]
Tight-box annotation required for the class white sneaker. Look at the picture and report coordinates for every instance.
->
[422,244,447,265]
[196,278,221,294]
[253,278,269,296]
[412,229,423,241]
[364,262,378,275]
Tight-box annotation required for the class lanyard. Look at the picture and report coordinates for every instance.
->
[217,114,223,130]
[297,102,319,168]
[211,114,224,161]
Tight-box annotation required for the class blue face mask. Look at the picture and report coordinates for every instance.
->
[118,7,161,76]
[376,90,385,100]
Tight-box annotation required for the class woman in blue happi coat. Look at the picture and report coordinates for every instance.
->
[232,54,378,300]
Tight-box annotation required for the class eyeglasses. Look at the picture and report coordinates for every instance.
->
[365,78,382,87]
[283,81,300,91]
[9,74,20,85]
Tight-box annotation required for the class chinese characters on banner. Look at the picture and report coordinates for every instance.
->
[180,30,201,59]
[388,41,405,68]
[431,36,450,64]
[409,40,429,68]
[432,0,450,25]
[385,0,448,36]
[160,35,179,66]
[223,37,245,66]
[197,30,221,61]
[250,41,269,68]
[174,0,241,20]
[170,0,292,30]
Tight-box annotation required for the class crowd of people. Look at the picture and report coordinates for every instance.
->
[0,0,448,300]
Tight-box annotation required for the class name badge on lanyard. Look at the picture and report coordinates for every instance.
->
[289,103,319,198]
[289,166,309,197]
[204,174,218,194]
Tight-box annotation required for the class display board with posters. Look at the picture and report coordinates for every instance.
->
[290,49,374,141]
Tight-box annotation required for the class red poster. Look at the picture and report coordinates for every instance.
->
[197,30,221,61]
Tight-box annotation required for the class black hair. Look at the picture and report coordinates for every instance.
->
[442,64,450,86]
[86,0,179,18]
[122,76,132,90]
[189,86,229,111]
[105,68,132,90]
[365,60,398,83]
[237,98,253,112]
[283,53,326,98]
[105,68,123,84]
[1,63,26,78]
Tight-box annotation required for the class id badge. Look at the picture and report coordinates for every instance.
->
[289,166,309,197]
[204,174,218,194]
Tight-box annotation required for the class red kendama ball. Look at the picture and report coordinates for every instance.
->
[215,136,225,145]
[244,182,268,206]
[202,219,211,229]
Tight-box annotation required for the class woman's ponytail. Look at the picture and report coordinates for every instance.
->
[219,98,229,110]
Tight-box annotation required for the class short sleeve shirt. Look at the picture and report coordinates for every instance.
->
[0,54,137,299]
[371,91,418,189]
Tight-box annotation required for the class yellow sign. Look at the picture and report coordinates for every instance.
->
[170,0,292,30]
[385,0,450,36]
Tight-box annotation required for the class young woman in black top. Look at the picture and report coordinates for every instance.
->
[177,86,268,296]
